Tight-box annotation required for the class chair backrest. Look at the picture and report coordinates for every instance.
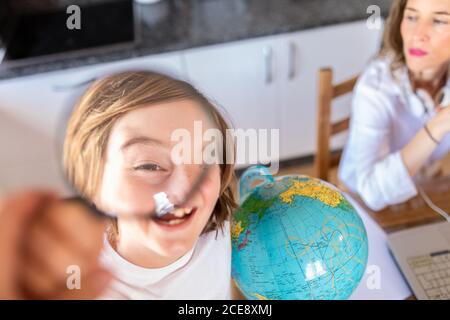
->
[314,68,359,182]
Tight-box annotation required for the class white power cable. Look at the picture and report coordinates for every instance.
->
[411,89,450,223]
[417,186,450,223]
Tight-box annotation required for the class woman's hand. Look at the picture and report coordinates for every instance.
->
[427,106,450,142]
[0,191,111,299]
[401,105,450,178]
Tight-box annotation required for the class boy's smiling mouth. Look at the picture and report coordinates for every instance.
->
[154,207,197,226]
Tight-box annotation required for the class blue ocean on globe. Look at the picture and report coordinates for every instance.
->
[231,166,369,300]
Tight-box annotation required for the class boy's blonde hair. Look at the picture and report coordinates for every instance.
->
[63,71,237,240]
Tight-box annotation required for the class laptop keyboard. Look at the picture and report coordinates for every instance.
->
[408,250,450,300]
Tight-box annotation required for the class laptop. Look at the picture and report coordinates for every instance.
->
[388,221,450,300]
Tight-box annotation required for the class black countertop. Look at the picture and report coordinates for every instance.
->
[0,0,391,80]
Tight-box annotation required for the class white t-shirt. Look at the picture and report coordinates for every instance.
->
[338,57,450,211]
[98,221,232,300]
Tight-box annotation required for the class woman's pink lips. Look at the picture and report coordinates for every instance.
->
[409,48,428,57]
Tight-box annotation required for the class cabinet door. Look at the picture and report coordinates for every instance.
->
[0,52,185,194]
[184,36,283,168]
[279,20,383,159]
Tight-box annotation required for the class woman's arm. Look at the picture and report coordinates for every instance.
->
[340,84,418,211]
[401,106,450,176]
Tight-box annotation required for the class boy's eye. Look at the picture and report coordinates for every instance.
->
[134,163,163,171]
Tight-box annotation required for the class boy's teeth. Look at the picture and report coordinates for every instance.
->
[158,208,196,226]
[170,208,193,217]
[163,218,184,225]
[173,208,185,217]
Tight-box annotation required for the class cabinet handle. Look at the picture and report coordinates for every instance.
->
[263,46,273,84]
[288,42,297,80]
[52,77,97,92]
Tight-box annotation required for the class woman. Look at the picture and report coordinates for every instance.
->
[339,0,450,211]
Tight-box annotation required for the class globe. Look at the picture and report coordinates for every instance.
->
[231,166,368,300]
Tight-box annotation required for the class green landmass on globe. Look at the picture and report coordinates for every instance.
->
[231,166,368,300]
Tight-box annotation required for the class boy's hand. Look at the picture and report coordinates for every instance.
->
[0,191,47,299]
[0,191,111,299]
[22,194,111,299]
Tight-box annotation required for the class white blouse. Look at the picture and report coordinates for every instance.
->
[98,221,232,300]
[338,57,450,211]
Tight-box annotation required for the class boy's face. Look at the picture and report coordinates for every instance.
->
[97,100,221,259]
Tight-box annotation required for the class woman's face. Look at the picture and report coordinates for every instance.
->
[97,100,221,258]
[401,0,450,73]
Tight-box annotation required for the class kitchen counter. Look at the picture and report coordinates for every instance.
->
[0,0,391,80]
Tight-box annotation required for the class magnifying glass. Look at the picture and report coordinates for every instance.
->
[56,74,225,222]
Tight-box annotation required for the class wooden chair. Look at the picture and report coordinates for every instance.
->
[314,68,359,182]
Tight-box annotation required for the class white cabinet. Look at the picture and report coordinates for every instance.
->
[0,52,185,194]
[278,21,383,159]
[183,36,283,167]
[184,20,383,162]
[0,20,383,194]
[183,35,283,131]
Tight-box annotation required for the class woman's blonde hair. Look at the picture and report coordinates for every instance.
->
[379,0,409,73]
[63,71,237,241]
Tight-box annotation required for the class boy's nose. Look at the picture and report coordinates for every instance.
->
[164,165,201,205]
